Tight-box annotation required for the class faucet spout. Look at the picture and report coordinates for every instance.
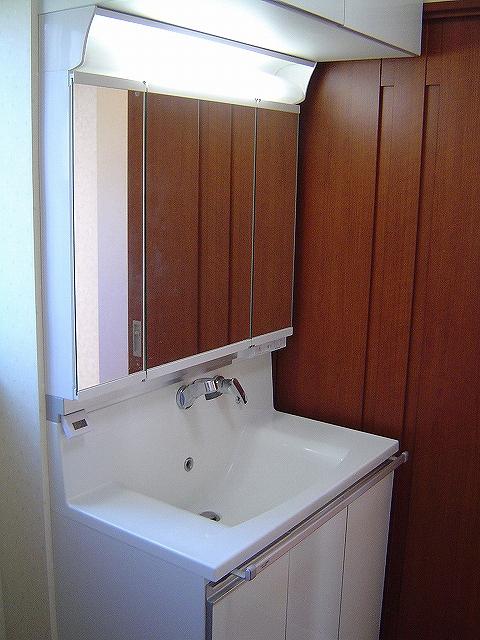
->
[176,375,247,410]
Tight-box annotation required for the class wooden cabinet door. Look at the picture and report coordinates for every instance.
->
[210,554,289,640]
[253,108,298,338]
[339,473,393,640]
[286,509,347,640]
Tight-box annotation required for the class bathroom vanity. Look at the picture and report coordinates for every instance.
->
[40,5,416,639]
[48,354,404,640]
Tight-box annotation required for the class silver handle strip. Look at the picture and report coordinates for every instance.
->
[207,451,408,604]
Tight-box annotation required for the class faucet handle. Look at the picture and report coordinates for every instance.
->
[215,376,247,405]
[231,378,248,405]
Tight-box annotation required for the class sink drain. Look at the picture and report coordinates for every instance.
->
[184,457,194,472]
[199,510,221,522]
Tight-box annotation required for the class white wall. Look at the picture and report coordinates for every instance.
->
[0,2,54,639]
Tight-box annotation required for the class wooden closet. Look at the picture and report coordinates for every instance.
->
[275,2,480,639]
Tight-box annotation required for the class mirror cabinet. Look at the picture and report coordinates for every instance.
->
[72,81,298,395]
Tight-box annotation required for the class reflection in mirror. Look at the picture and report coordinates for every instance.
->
[73,83,143,391]
[145,94,255,370]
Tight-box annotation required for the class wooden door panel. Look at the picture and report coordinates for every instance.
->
[398,16,480,639]
[275,9,480,640]
[253,108,298,338]
[145,94,199,368]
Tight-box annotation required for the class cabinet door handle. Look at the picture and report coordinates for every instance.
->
[132,320,142,358]
[229,452,408,584]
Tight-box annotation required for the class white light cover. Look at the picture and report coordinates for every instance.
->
[78,9,315,105]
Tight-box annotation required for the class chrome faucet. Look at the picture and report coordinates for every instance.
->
[176,376,247,410]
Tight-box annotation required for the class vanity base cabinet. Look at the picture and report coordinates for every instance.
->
[51,467,395,640]
[208,472,394,640]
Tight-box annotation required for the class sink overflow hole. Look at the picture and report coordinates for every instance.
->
[184,457,194,472]
[199,511,221,522]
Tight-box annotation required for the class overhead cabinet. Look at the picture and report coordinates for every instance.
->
[274,0,422,55]
[70,82,299,390]
[53,76,298,402]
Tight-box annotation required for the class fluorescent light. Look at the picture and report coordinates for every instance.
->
[78,9,315,105]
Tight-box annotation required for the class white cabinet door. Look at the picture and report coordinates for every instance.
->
[286,509,347,640]
[274,0,344,25]
[339,473,394,640]
[344,0,422,54]
[211,554,289,640]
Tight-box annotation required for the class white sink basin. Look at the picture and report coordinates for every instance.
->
[50,355,398,581]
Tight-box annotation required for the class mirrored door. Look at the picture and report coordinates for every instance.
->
[73,82,144,391]
[145,94,255,370]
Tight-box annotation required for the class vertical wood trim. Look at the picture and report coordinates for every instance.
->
[198,101,232,353]
[252,108,298,338]
[383,83,441,640]
[229,105,255,344]
[145,93,199,368]
[127,90,144,374]
[362,57,426,441]
[425,21,444,86]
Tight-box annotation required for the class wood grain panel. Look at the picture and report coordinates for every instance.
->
[398,17,480,639]
[381,82,441,640]
[275,62,380,426]
[229,105,255,344]
[198,101,232,353]
[362,57,425,441]
[252,108,298,338]
[145,93,199,368]
[127,90,144,374]
[276,7,480,640]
